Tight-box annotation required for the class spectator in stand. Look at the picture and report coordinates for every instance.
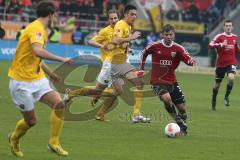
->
[59,0,70,15]
[166,9,179,20]
[207,1,221,20]
[161,0,180,14]
[21,0,32,7]
[147,32,160,45]
[102,0,109,16]
[49,26,61,43]
[88,0,97,20]
[69,1,79,14]
[215,0,226,15]
[188,1,199,22]
[71,26,83,44]
[63,11,76,32]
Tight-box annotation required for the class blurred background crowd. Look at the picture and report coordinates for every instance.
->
[0,0,239,48]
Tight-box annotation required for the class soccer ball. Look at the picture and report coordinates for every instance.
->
[164,123,181,137]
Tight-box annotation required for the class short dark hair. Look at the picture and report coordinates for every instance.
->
[0,27,5,39]
[162,24,175,33]
[124,4,137,14]
[224,20,232,25]
[107,9,119,19]
[36,1,56,18]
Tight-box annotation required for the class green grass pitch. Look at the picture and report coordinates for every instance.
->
[0,60,240,160]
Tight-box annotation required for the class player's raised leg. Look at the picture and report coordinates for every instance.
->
[211,68,223,111]
[160,92,187,135]
[224,71,235,106]
[8,79,37,157]
[126,70,150,123]
[8,112,34,157]
[40,91,68,156]
[91,83,108,107]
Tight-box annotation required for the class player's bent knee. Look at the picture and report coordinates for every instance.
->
[160,95,172,104]
[228,80,234,85]
[26,119,37,127]
[176,103,186,112]
[135,80,144,89]
[214,83,220,90]
[114,90,123,96]
[55,101,65,109]
[227,72,235,79]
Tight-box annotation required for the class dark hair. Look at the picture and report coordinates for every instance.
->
[124,4,137,14]
[0,27,5,39]
[107,9,119,19]
[224,20,232,25]
[36,1,56,18]
[162,24,175,33]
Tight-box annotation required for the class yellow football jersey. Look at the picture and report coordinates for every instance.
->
[91,25,114,62]
[107,20,131,64]
[8,20,47,81]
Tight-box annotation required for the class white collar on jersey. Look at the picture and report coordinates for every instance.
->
[223,32,233,37]
[161,39,173,48]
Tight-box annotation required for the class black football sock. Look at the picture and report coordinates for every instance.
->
[164,103,179,121]
[179,112,187,123]
[212,88,218,101]
[225,83,233,98]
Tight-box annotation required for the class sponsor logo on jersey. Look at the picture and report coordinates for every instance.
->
[226,45,234,49]
[171,52,176,58]
[159,60,172,65]
[35,32,42,40]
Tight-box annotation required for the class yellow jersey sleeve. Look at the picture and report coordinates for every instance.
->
[92,29,107,43]
[114,24,124,38]
[8,20,46,82]
[29,27,45,45]
[91,26,114,62]
[107,20,130,64]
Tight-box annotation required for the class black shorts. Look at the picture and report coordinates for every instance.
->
[152,83,185,105]
[215,65,236,83]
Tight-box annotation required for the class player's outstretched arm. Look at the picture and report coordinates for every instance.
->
[32,43,72,63]
[187,58,197,66]
[179,47,196,66]
[88,39,104,48]
[208,35,226,49]
[139,44,153,70]
[41,62,52,76]
[113,31,141,45]
[41,62,61,83]
[88,39,110,50]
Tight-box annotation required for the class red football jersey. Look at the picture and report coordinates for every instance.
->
[208,32,240,67]
[140,40,194,85]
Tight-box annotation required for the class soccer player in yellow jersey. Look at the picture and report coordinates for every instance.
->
[88,10,119,121]
[8,1,72,157]
[110,4,150,123]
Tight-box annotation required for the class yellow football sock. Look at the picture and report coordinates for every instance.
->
[133,89,143,117]
[69,88,101,98]
[97,90,117,116]
[49,109,64,145]
[12,119,30,141]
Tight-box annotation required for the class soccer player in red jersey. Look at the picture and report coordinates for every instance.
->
[140,24,196,135]
[208,20,240,110]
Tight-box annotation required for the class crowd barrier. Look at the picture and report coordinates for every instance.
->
[0,40,144,64]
